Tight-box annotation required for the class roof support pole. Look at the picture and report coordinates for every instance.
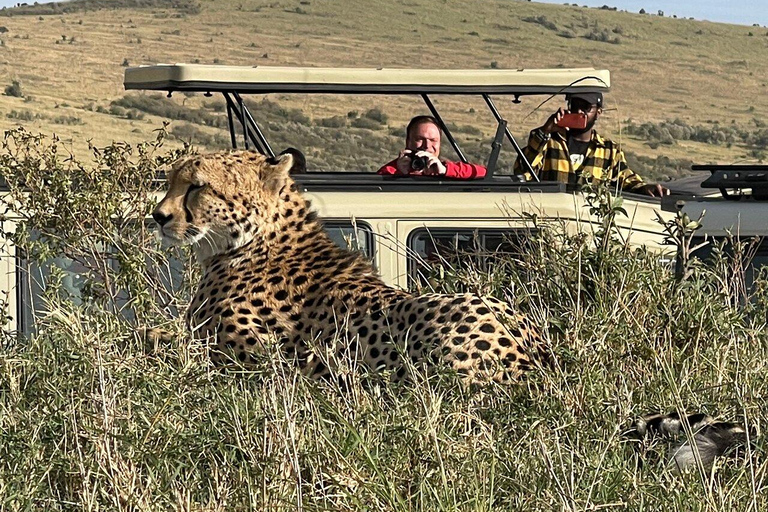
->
[482,94,539,182]
[233,92,275,158]
[420,94,468,163]
[238,94,250,150]
[485,118,506,178]
[226,99,237,149]
[223,93,275,157]
[224,92,258,151]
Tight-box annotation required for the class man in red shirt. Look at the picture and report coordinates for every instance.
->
[377,115,486,179]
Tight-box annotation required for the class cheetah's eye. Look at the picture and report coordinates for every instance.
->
[188,183,205,192]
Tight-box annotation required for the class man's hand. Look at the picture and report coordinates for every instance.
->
[395,149,414,175]
[638,183,670,197]
[541,107,568,134]
[417,151,447,176]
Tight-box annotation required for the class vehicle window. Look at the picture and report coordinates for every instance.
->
[691,236,768,289]
[16,222,373,335]
[322,220,374,260]
[16,249,102,335]
[407,228,532,291]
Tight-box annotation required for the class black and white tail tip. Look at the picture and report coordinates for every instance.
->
[627,412,752,473]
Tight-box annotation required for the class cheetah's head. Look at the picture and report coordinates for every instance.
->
[152,149,305,261]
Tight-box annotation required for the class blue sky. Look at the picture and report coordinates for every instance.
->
[0,0,765,26]
[534,0,768,26]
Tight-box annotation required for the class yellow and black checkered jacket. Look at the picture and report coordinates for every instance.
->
[513,129,646,192]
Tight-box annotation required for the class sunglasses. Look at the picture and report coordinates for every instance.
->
[568,100,598,112]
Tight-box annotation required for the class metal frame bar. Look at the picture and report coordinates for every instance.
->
[485,119,506,179]
[482,94,539,183]
[239,94,249,150]
[225,100,237,149]
[420,94,467,163]
[233,92,275,158]
[222,92,276,157]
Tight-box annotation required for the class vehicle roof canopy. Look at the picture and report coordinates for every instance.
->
[124,64,610,95]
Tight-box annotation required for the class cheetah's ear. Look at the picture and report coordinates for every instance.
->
[263,153,291,193]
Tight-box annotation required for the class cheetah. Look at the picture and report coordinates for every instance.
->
[152,149,546,384]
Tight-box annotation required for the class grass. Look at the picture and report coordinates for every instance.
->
[0,0,766,173]
[0,131,767,510]
[2,235,768,510]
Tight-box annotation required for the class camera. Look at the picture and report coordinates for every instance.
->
[409,153,429,171]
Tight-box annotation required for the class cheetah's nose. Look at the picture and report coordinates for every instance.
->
[152,211,173,227]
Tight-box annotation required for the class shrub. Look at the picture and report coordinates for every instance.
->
[584,27,621,44]
[4,79,23,98]
[6,109,42,121]
[315,115,346,128]
[521,15,558,31]
[169,123,230,148]
[51,115,83,125]
[363,107,388,124]
[350,117,382,130]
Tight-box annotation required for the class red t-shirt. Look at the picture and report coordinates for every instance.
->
[377,159,486,179]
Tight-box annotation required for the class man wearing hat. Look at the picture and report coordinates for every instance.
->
[514,92,668,197]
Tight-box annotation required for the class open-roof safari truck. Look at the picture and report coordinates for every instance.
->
[7,63,765,334]
[123,64,674,278]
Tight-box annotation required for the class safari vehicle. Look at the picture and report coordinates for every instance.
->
[1,64,677,334]
[663,164,768,284]
[123,64,674,283]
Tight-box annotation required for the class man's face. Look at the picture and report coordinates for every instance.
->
[406,122,441,156]
[568,98,601,132]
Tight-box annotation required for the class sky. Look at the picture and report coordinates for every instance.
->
[534,0,768,27]
[0,0,765,26]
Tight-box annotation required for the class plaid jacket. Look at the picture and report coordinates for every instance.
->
[513,129,645,192]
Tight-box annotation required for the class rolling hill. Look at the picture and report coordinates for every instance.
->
[0,0,766,180]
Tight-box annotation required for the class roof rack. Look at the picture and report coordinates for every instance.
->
[693,164,768,200]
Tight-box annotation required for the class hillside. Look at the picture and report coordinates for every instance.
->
[0,0,766,179]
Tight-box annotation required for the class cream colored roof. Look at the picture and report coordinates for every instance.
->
[124,64,610,95]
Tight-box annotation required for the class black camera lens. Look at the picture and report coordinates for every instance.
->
[410,155,428,171]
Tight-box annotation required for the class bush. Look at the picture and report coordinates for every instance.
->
[4,79,23,97]
[625,118,768,150]
[315,115,346,128]
[169,122,230,148]
[363,107,388,124]
[51,115,83,125]
[521,15,557,31]
[584,27,621,44]
[350,116,383,130]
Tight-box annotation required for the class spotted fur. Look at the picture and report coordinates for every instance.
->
[153,150,546,384]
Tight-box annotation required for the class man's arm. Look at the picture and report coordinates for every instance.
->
[513,109,567,180]
[377,159,399,175]
[443,161,487,179]
[610,147,668,196]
